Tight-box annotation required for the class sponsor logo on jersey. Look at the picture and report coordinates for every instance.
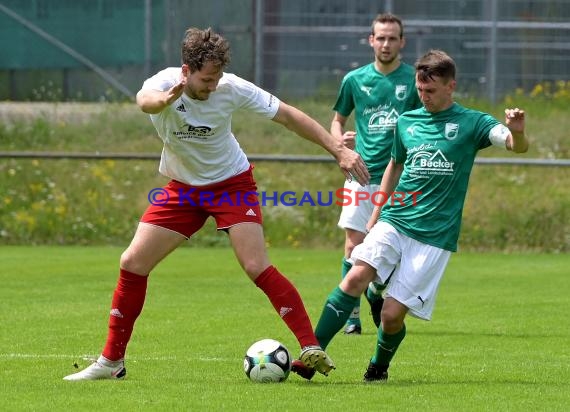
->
[445,123,459,140]
[395,84,408,101]
[360,85,372,96]
[368,108,399,133]
[268,94,276,108]
[406,124,418,136]
[410,149,455,176]
[176,103,186,112]
[173,123,213,140]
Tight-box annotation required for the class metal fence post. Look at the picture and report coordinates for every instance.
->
[254,0,264,87]
[144,0,152,78]
[489,0,498,104]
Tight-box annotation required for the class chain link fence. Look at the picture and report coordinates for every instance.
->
[0,0,568,101]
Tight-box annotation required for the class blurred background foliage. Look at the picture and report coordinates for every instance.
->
[0,84,568,252]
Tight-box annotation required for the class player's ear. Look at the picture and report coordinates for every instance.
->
[368,34,374,48]
[181,64,190,76]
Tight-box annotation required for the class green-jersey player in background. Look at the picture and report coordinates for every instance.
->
[311,49,529,382]
[331,13,421,335]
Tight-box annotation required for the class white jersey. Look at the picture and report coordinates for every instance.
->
[141,68,280,185]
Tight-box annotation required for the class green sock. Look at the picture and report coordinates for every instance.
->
[342,257,361,326]
[371,324,406,366]
[314,286,359,349]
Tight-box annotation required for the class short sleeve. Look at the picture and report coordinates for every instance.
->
[475,113,501,150]
[488,124,509,148]
[332,75,355,117]
[141,68,179,92]
[391,124,406,164]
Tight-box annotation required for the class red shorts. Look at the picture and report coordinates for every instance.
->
[141,167,263,238]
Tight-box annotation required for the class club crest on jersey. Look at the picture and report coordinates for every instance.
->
[445,123,459,140]
[395,85,407,101]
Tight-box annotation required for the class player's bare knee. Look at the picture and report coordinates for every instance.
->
[119,250,145,275]
[242,261,267,280]
[342,269,371,295]
[380,311,404,334]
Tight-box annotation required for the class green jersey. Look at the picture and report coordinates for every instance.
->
[333,62,421,184]
[381,103,501,251]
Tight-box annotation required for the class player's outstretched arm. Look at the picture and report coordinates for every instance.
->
[331,112,356,150]
[504,108,529,153]
[272,102,370,185]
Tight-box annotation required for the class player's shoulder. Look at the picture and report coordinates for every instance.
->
[142,67,181,91]
[451,103,491,120]
[343,63,376,80]
[217,72,257,91]
[400,106,425,119]
[216,73,274,105]
[397,62,416,75]
[153,67,181,81]
[396,107,425,130]
[388,62,417,83]
[219,72,240,84]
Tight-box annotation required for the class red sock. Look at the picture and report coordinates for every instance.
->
[254,266,318,348]
[102,269,148,361]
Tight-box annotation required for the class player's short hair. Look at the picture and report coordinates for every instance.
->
[181,27,231,72]
[371,13,404,38]
[415,49,456,82]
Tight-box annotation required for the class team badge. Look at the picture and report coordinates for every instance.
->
[445,123,459,140]
[395,85,407,101]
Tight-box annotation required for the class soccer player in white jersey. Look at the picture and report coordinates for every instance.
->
[309,49,528,382]
[332,13,422,335]
[63,27,369,381]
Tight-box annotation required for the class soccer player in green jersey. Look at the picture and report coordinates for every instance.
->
[332,13,422,335]
[312,49,529,382]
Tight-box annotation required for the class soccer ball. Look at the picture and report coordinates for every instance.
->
[243,338,291,383]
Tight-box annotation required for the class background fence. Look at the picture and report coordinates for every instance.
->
[1,0,569,102]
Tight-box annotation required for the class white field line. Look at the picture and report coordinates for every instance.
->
[0,353,229,362]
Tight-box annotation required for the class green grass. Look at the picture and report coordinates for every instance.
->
[1,246,569,411]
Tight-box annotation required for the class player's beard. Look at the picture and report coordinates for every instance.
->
[185,85,211,101]
[377,51,398,65]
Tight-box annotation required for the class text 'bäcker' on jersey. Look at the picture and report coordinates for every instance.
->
[381,103,502,252]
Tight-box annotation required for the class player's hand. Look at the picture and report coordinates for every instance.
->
[341,131,356,150]
[338,147,370,186]
[504,108,525,133]
[165,76,186,105]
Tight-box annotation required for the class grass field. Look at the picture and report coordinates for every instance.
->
[1,246,568,411]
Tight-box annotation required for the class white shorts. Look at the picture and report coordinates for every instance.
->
[350,221,451,320]
[337,179,381,233]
